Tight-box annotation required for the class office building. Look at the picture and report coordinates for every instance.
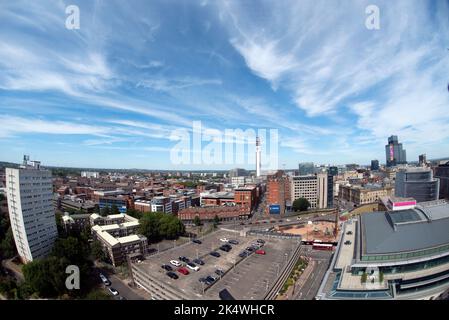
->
[385,135,407,167]
[80,171,100,179]
[419,154,427,167]
[266,170,290,215]
[435,161,449,200]
[328,166,338,176]
[371,160,380,171]
[339,184,394,206]
[228,168,248,178]
[298,162,315,175]
[395,168,439,202]
[318,200,449,300]
[234,186,257,212]
[5,157,57,263]
[290,173,332,209]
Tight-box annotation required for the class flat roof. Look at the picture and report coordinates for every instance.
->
[361,203,449,255]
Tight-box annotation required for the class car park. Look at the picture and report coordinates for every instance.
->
[108,287,119,296]
[170,260,181,267]
[99,273,111,286]
[228,239,239,245]
[255,249,266,255]
[192,239,202,244]
[161,264,173,271]
[209,251,221,257]
[178,267,190,275]
[186,263,200,272]
[166,271,179,279]
[193,258,205,265]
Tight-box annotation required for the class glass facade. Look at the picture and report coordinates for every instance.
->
[360,244,449,262]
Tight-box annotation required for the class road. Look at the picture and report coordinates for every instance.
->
[294,247,333,300]
[94,267,146,300]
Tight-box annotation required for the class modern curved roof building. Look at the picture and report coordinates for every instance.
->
[318,200,449,300]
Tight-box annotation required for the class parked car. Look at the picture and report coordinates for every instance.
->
[239,251,249,258]
[192,239,202,244]
[179,256,190,263]
[228,239,239,245]
[246,247,255,252]
[210,251,221,257]
[344,240,352,245]
[219,238,229,243]
[215,269,225,277]
[170,260,181,267]
[99,273,111,286]
[186,263,200,272]
[219,245,231,252]
[166,271,179,279]
[193,258,205,265]
[346,231,353,235]
[161,264,173,271]
[256,239,266,244]
[178,267,190,275]
[205,276,216,285]
[255,249,266,255]
[108,287,119,296]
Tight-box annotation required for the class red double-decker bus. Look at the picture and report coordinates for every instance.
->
[312,243,333,251]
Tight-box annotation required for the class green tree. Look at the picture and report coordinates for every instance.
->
[0,227,17,259]
[379,271,384,283]
[100,206,110,217]
[84,289,112,300]
[127,208,143,220]
[361,272,367,283]
[110,205,120,215]
[139,212,185,242]
[93,204,100,213]
[51,237,89,265]
[292,198,311,212]
[213,215,220,227]
[193,215,201,226]
[91,240,107,261]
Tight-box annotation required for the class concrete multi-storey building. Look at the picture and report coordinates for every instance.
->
[395,167,440,202]
[434,161,449,200]
[385,135,407,167]
[90,213,147,266]
[339,184,394,206]
[290,173,332,209]
[5,158,57,263]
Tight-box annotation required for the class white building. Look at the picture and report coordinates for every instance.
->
[81,171,100,179]
[290,173,329,209]
[6,158,57,263]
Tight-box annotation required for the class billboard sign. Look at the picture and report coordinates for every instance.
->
[269,204,281,214]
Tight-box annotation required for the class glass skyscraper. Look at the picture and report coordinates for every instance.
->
[385,135,407,167]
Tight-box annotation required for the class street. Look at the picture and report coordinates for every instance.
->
[94,267,146,300]
[294,247,333,300]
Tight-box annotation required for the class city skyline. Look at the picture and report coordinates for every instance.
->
[1,1,449,170]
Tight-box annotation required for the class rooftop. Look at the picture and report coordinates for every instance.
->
[361,201,449,256]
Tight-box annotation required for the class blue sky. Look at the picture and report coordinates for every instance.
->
[0,0,449,170]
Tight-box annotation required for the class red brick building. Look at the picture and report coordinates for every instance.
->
[234,186,257,212]
[178,206,250,223]
[266,170,290,215]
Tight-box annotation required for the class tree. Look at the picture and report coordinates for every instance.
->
[193,216,201,226]
[361,272,367,283]
[110,205,120,215]
[213,215,220,227]
[0,227,17,259]
[84,289,112,300]
[100,206,110,217]
[292,198,311,212]
[51,237,89,265]
[91,240,107,261]
[139,212,185,242]
[127,208,143,220]
[379,271,384,283]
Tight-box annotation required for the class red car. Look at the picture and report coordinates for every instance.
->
[255,250,266,255]
[177,267,190,275]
